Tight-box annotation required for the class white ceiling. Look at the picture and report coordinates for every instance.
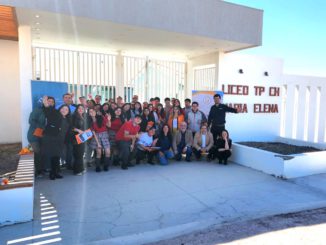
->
[16,7,253,60]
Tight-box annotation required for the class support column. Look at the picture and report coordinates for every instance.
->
[115,51,124,101]
[18,26,32,147]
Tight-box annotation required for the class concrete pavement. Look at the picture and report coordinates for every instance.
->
[1,161,326,245]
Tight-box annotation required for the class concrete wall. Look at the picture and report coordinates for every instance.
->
[0,40,21,143]
[217,53,284,142]
[282,74,326,143]
[1,0,263,46]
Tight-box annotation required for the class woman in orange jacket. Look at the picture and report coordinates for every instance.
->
[168,106,185,137]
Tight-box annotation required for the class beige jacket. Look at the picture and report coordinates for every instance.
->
[193,132,214,151]
[172,129,193,153]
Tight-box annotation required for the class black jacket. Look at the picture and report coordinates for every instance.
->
[208,104,237,127]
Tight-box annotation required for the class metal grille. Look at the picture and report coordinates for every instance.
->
[123,56,186,103]
[194,65,215,90]
[33,47,116,102]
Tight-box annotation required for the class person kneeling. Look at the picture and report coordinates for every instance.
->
[193,124,214,161]
[173,122,193,162]
[136,127,158,165]
[216,129,232,165]
[156,124,174,165]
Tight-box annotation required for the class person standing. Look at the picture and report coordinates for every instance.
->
[186,101,207,137]
[207,94,238,143]
[71,104,89,175]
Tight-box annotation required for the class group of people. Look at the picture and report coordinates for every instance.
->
[27,93,238,180]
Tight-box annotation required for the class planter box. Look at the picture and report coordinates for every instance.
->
[0,154,34,226]
[230,138,326,179]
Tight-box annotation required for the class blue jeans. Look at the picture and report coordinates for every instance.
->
[157,150,174,165]
[175,145,192,161]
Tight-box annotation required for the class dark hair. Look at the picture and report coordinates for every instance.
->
[47,96,56,107]
[134,114,142,119]
[164,97,170,102]
[101,103,110,114]
[150,98,154,102]
[160,124,172,142]
[132,102,142,114]
[73,104,86,118]
[220,129,229,139]
[58,104,71,115]
[154,97,160,102]
[62,93,71,98]
[192,101,199,106]
[214,94,221,99]
[185,98,191,103]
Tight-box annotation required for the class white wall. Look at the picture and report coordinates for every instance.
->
[218,53,284,142]
[0,40,21,143]
[282,74,326,143]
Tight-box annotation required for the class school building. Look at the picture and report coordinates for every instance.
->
[0,0,325,146]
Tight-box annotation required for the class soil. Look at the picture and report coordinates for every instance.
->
[0,143,21,176]
[148,207,326,245]
[238,142,323,155]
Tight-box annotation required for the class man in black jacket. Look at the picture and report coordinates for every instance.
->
[207,94,238,143]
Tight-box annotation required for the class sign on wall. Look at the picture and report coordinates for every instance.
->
[31,80,68,109]
[192,90,224,116]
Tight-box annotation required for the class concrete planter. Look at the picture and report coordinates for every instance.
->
[0,154,34,227]
[230,138,326,179]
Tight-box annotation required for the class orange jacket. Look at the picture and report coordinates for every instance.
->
[168,114,185,131]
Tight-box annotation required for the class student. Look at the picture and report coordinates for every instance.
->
[115,115,142,170]
[58,104,73,170]
[163,97,171,121]
[186,102,207,137]
[108,102,118,118]
[168,106,184,137]
[131,101,142,118]
[122,103,132,121]
[193,124,214,161]
[215,129,232,165]
[108,107,124,165]
[135,127,158,165]
[71,104,89,175]
[183,98,192,117]
[173,121,193,162]
[101,103,110,117]
[140,108,155,132]
[116,96,124,107]
[41,96,64,180]
[156,124,174,165]
[89,109,111,172]
[27,96,47,177]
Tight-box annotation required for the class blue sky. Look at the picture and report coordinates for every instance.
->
[225,0,326,77]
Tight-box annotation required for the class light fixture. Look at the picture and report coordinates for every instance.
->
[264,71,269,76]
[238,69,243,74]
[35,15,40,18]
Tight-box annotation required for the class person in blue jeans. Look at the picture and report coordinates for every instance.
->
[173,121,193,162]
[156,124,174,165]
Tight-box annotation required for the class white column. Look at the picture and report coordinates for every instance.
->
[18,26,33,147]
[115,51,124,101]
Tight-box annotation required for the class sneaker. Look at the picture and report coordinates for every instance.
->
[95,167,101,172]
[76,172,83,176]
[55,174,63,179]
[121,165,128,170]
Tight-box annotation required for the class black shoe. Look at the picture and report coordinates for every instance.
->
[121,165,128,170]
[148,161,154,165]
[103,166,109,172]
[96,166,101,172]
[186,158,191,162]
[224,159,228,165]
[55,174,63,179]
[49,173,55,180]
[127,163,135,167]
[207,157,211,162]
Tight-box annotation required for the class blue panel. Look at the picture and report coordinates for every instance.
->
[31,80,68,109]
